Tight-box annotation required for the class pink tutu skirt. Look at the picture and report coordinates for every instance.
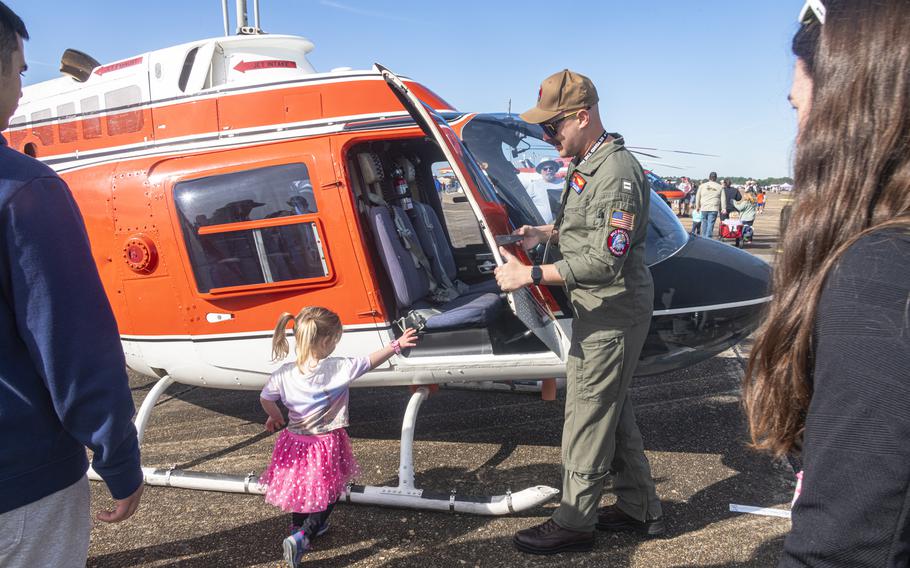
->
[259,428,360,513]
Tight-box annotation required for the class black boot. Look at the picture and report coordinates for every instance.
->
[596,504,665,537]
[513,519,594,555]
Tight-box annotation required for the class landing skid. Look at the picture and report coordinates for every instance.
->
[88,376,558,515]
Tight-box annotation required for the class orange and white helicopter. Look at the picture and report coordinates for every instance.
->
[5,3,771,515]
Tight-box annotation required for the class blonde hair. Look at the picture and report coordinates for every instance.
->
[271,306,343,372]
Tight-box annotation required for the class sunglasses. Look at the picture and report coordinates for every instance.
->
[540,110,583,138]
[798,0,826,25]
[540,165,557,171]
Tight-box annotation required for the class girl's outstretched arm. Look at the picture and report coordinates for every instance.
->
[260,397,286,432]
[368,328,419,369]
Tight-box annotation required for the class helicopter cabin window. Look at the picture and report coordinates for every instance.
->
[104,85,144,135]
[29,109,53,145]
[80,96,102,139]
[178,47,199,92]
[174,163,328,293]
[432,161,483,248]
[56,102,78,143]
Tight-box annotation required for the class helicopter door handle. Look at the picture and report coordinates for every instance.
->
[477,260,496,274]
[357,309,381,317]
[494,234,524,246]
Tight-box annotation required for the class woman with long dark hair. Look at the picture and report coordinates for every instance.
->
[742,0,910,565]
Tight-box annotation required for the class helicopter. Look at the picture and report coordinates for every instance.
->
[4,6,770,515]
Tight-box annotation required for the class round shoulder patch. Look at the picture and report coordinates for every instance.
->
[607,228,631,257]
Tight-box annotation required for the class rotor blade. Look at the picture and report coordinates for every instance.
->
[630,149,662,159]
[639,161,688,170]
[628,146,720,158]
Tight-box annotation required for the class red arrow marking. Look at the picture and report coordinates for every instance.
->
[94,56,143,76]
[233,59,298,73]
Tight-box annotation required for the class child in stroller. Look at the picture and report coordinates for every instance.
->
[719,211,747,247]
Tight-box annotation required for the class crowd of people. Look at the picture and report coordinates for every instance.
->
[671,174,765,243]
[1,0,907,567]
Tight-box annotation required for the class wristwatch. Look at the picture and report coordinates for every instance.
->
[530,265,543,286]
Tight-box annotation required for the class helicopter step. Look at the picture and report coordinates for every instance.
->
[87,379,559,515]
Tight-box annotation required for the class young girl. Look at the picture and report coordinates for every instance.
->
[690,208,702,236]
[258,306,418,567]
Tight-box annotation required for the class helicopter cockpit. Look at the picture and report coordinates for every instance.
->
[459,113,690,269]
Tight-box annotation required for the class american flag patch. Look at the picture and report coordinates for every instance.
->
[610,209,635,230]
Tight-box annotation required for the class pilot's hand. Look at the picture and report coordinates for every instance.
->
[495,247,531,292]
[512,225,544,250]
[97,482,143,523]
[265,415,285,433]
[398,328,419,349]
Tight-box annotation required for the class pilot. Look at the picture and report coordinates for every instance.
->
[495,69,663,555]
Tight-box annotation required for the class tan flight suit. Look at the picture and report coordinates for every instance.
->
[550,133,662,531]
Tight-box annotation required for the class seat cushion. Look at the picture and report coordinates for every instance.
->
[367,205,429,308]
[414,292,503,331]
[411,202,457,283]
[465,279,501,296]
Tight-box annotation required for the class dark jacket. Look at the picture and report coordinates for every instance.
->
[0,135,142,514]
[723,186,741,215]
[780,229,910,567]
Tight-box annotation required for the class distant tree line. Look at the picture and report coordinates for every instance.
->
[668,175,795,186]
[723,176,794,186]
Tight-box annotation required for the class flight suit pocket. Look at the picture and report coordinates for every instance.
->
[574,331,625,402]
[0,507,25,555]
[587,206,608,251]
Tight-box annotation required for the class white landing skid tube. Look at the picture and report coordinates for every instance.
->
[88,378,559,515]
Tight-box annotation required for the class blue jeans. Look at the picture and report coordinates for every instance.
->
[700,211,718,238]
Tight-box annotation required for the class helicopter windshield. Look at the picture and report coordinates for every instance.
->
[461,113,689,266]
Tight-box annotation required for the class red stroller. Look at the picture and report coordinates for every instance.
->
[719,219,746,248]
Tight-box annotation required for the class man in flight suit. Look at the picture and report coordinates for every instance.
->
[495,69,663,555]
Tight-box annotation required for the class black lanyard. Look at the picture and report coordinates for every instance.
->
[578,130,609,167]
[551,131,610,230]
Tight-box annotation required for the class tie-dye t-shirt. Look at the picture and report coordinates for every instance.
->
[260,357,371,435]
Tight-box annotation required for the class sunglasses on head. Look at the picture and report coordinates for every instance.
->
[798,0,826,25]
[540,109,584,138]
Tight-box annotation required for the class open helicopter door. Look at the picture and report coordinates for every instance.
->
[377,64,569,361]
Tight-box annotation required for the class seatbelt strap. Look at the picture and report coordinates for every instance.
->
[392,207,442,296]
[412,205,468,298]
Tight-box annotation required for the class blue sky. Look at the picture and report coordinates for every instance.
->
[8,1,802,178]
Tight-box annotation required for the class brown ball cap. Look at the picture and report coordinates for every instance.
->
[520,69,599,124]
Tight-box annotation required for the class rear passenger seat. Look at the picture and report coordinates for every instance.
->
[357,153,504,331]
[398,157,501,298]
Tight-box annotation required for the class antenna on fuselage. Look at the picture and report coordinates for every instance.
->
[221,0,263,36]
[221,0,230,36]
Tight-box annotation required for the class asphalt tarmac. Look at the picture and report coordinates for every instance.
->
[87,193,794,567]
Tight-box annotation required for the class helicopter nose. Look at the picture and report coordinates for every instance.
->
[638,235,772,376]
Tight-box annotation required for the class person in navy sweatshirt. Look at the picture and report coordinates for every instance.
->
[0,3,144,566]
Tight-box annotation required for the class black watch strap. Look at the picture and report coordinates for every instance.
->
[531,265,543,285]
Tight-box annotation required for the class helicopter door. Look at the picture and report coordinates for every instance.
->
[377,64,569,361]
